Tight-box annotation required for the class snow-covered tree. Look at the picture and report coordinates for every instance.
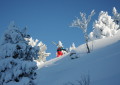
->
[112,7,120,29]
[69,43,76,52]
[89,11,119,40]
[0,22,39,85]
[57,41,63,47]
[71,10,95,53]
[37,41,50,62]
[25,38,51,63]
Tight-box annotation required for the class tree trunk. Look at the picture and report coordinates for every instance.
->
[84,31,90,53]
[86,42,90,53]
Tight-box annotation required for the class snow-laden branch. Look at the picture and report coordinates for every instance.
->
[87,10,95,24]
[71,10,95,32]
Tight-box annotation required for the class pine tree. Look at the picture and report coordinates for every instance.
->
[0,22,39,85]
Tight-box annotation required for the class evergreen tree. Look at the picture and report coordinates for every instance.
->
[0,22,39,85]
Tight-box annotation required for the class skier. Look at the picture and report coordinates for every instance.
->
[52,41,67,57]
[56,46,66,57]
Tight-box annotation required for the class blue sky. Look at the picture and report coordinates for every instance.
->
[0,0,119,60]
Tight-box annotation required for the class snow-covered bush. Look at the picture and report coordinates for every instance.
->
[89,11,119,40]
[71,10,95,53]
[0,22,39,85]
[112,7,120,29]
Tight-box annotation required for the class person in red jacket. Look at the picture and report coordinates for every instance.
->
[56,46,66,57]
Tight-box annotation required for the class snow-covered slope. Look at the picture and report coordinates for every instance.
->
[34,30,120,85]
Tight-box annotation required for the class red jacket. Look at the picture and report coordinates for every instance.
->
[56,47,66,57]
[57,51,63,57]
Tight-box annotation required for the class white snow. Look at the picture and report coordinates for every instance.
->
[34,30,120,85]
[89,11,119,40]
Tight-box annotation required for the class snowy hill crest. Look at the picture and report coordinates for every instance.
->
[35,30,120,85]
